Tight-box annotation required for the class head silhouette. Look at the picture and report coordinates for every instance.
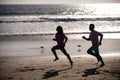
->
[56,26,63,34]
[89,24,95,31]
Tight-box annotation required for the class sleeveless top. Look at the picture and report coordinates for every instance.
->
[55,33,65,46]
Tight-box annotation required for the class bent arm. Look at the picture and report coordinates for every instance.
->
[82,36,90,41]
[99,33,103,45]
[53,38,56,41]
[64,35,68,44]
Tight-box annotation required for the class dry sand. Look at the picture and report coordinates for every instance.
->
[0,38,120,80]
[0,55,120,80]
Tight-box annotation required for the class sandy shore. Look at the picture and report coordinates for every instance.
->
[0,55,120,80]
[0,36,120,80]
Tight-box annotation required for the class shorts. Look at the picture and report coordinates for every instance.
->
[88,45,99,54]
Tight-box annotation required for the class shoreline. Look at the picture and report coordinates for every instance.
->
[0,38,120,57]
[0,33,120,41]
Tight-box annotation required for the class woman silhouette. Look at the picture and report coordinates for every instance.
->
[51,26,73,67]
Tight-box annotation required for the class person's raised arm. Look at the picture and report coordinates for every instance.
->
[82,36,90,41]
[53,34,56,41]
[53,38,56,41]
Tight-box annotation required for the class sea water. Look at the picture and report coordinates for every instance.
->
[0,4,120,38]
[0,4,120,56]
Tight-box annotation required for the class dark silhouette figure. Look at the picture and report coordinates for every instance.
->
[51,26,73,67]
[82,24,105,67]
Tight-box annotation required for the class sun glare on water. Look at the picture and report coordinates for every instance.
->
[88,4,120,16]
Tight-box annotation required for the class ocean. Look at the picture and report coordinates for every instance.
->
[0,4,120,39]
[0,4,120,56]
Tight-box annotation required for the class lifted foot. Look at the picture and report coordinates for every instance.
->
[70,61,73,68]
[100,63,105,67]
[53,58,59,61]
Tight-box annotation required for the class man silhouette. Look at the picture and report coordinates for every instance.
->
[82,24,105,67]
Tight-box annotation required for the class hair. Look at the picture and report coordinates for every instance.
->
[89,24,95,29]
[56,26,63,34]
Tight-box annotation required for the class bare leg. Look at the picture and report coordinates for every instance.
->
[97,54,105,66]
[87,48,105,66]
[51,46,59,61]
[87,50,99,62]
[60,47,73,67]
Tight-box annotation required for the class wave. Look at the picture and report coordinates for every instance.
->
[0,31,120,41]
[0,17,120,23]
[40,17,120,21]
[0,31,120,36]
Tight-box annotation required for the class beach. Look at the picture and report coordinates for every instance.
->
[0,3,120,80]
[0,54,120,80]
[0,35,120,80]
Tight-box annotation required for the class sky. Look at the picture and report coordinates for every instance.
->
[0,0,120,4]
